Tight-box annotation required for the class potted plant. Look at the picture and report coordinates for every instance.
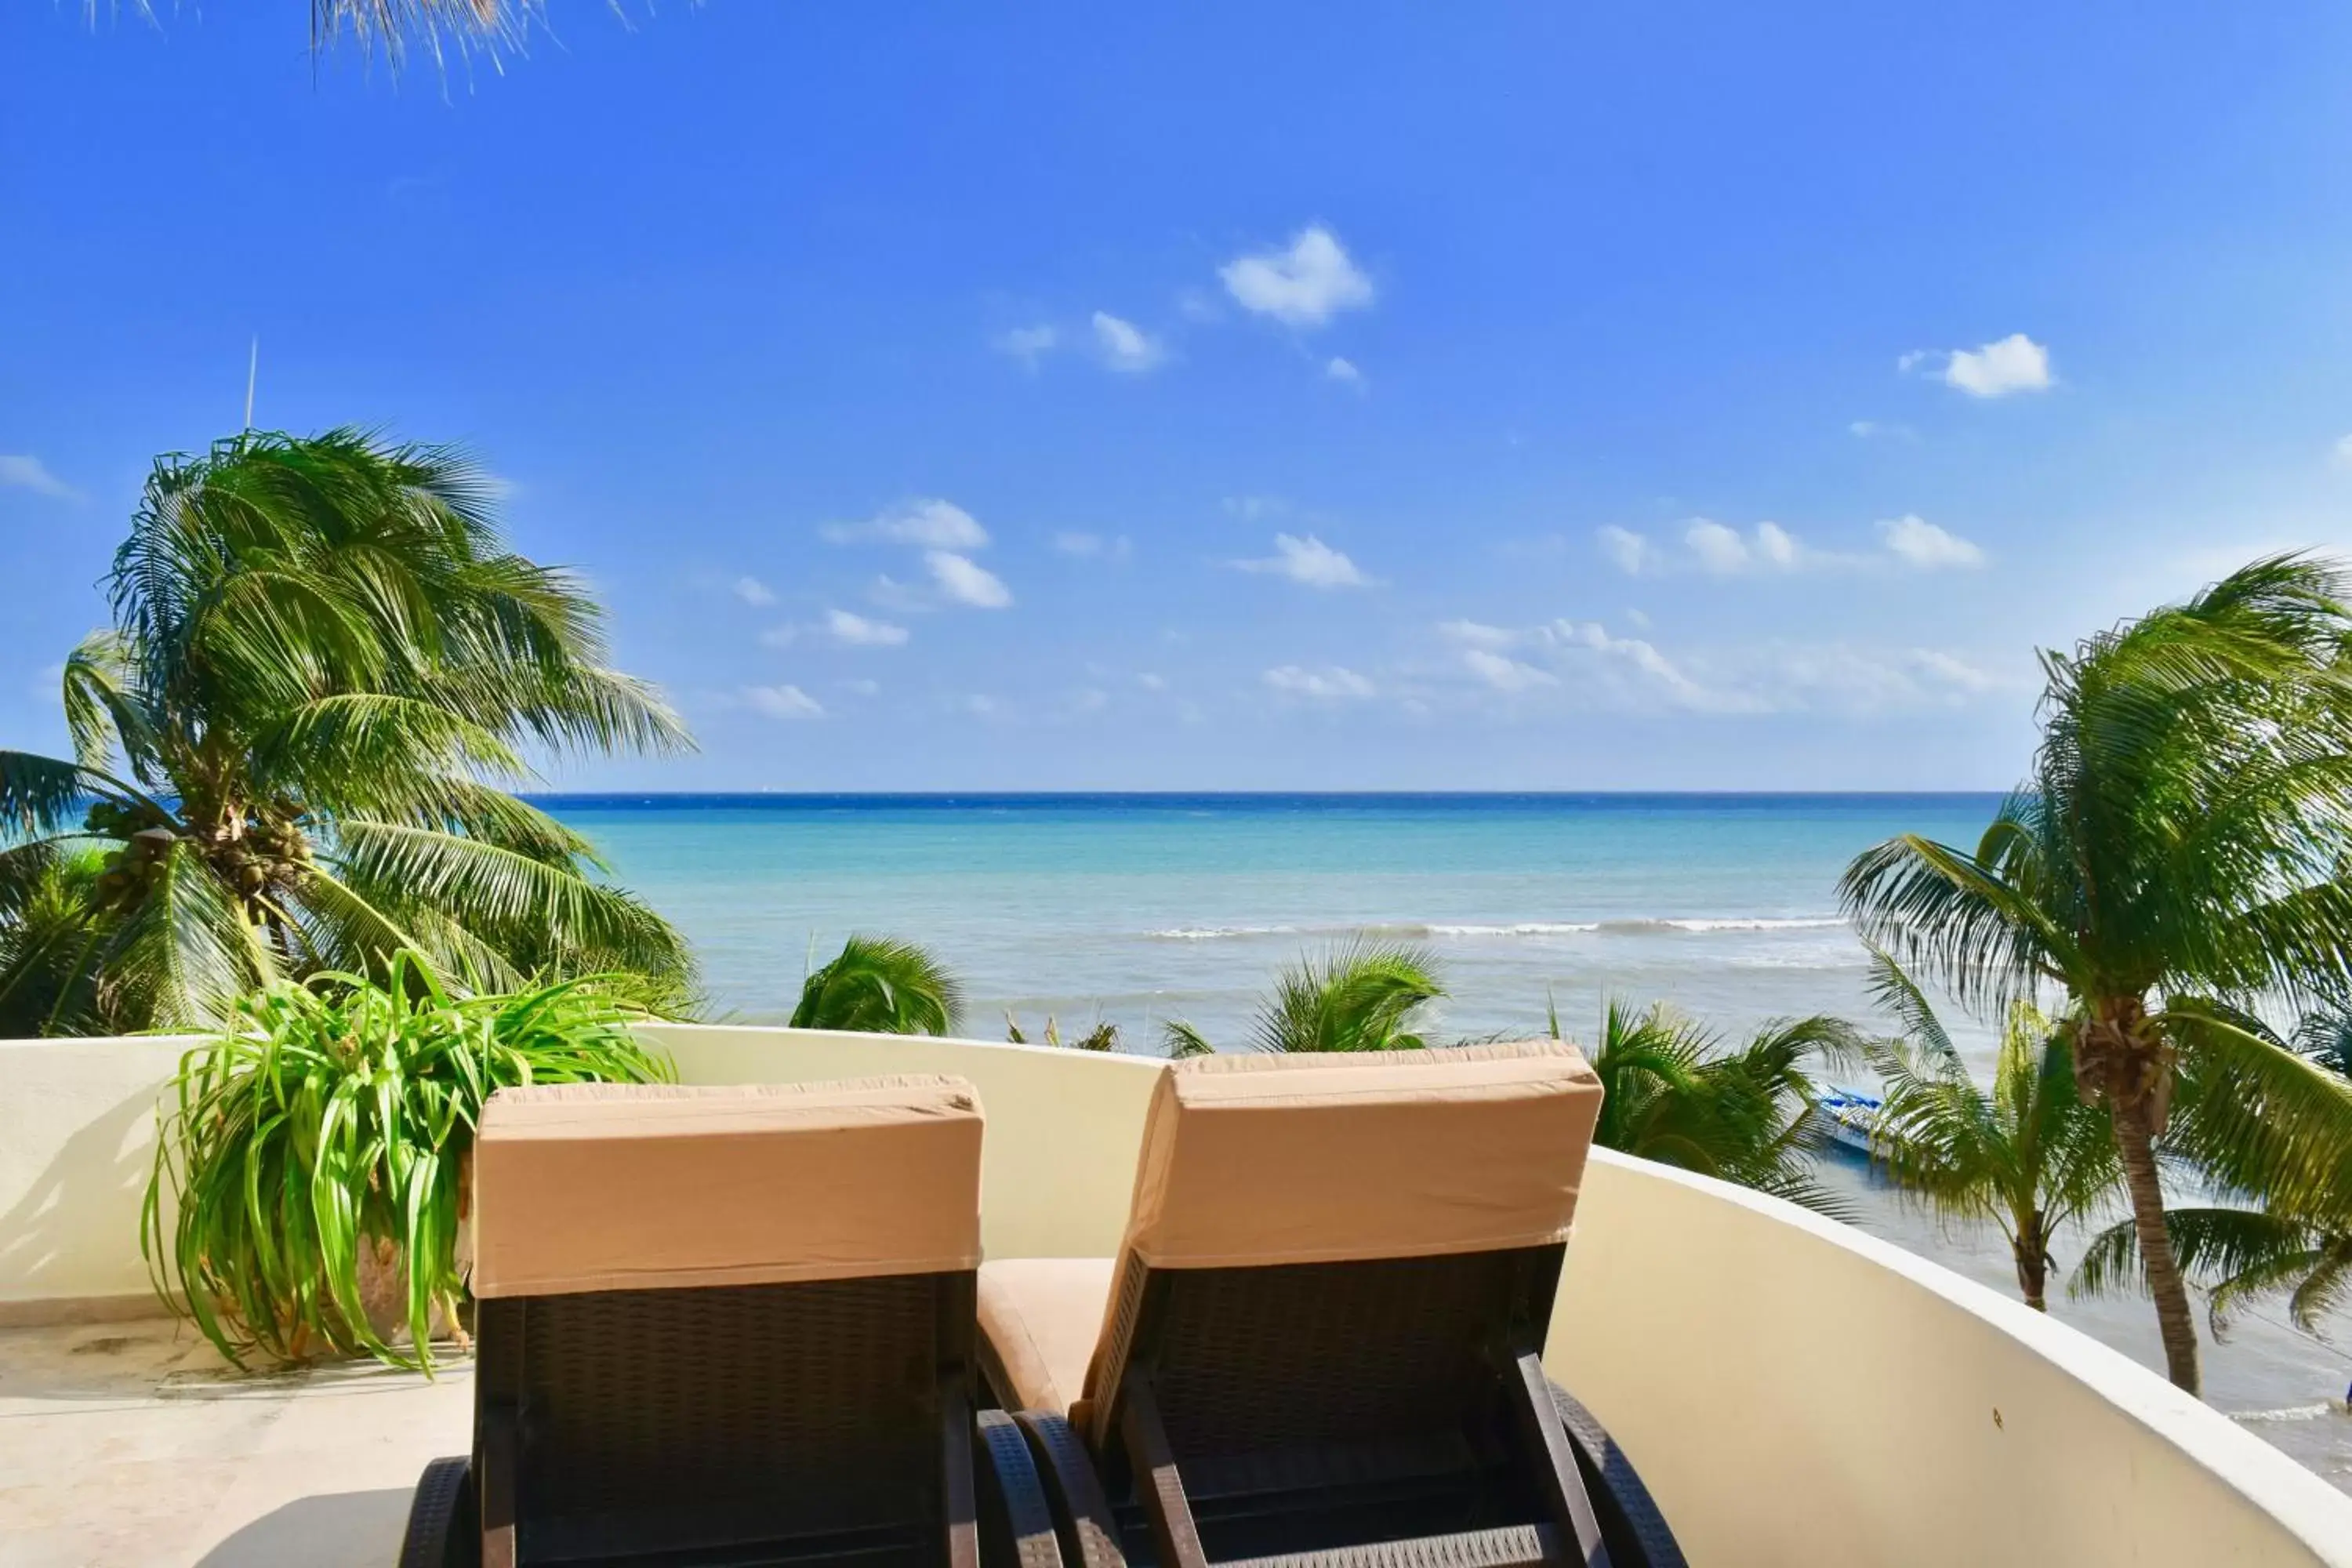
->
[143,949,672,1371]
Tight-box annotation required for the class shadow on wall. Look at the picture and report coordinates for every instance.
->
[0,1080,170,1305]
[194,1487,416,1567]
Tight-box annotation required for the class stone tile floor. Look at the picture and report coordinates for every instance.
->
[0,1316,469,1566]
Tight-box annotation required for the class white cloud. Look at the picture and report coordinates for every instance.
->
[757,624,800,648]
[1598,525,1653,575]
[0,455,79,501]
[1755,521,1798,568]
[1325,356,1365,387]
[1848,419,1917,441]
[1564,621,1737,711]
[1463,648,1556,692]
[1175,287,1223,322]
[994,325,1058,366]
[927,550,1014,608]
[1054,530,1131,561]
[1092,311,1164,373]
[1895,350,1930,374]
[1879,514,1987,570]
[1687,520,1772,575]
[1425,615,2015,717]
[1940,333,2053,397]
[1223,495,1287,521]
[1136,672,1168,691]
[1439,619,1519,650]
[824,499,989,550]
[1908,649,1998,694]
[2332,434,2352,468]
[1263,664,1376,700]
[1236,533,1371,590]
[963,694,1000,719]
[744,684,824,720]
[733,575,776,607]
[826,608,910,646]
[1218,226,1374,327]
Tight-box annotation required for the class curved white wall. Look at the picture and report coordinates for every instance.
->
[2,1025,2347,1564]
[1550,1154,2352,1567]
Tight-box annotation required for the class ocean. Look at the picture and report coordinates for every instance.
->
[540,790,2352,1490]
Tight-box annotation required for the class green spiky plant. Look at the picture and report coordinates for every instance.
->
[1839,554,2352,1393]
[1576,994,1861,1218]
[791,935,966,1036]
[0,429,697,1036]
[1158,941,1445,1057]
[145,950,671,1371]
[1006,1012,1120,1051]
[1861,953,2122,1310]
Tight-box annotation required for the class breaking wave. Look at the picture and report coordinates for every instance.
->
[1149,916,1849,941]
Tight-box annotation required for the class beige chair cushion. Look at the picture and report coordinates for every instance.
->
[977,1257,1116,1417]
[472,1076,983,1299]
[1120,1041,1604,1269]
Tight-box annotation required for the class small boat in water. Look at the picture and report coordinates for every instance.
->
[1814,1084,1888,1156]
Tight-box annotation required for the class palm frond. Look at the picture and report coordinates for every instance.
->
[789,935,964,1036]
[1252,942,1444,1054]
[329,818,695,990]
[1160,1018,1217,1058]
[100,840,281,1032]
[1838,823,2067,1015]
[2159,998,2352,1218]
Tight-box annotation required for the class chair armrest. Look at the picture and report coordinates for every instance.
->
[1010,1409,1130,1568]
[980,1409,1068,1568]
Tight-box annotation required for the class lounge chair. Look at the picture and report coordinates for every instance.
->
[972,1044,1685,1568]
[398,1076,1064,1568]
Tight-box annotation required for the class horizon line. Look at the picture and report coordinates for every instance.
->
[521,787,2012,799]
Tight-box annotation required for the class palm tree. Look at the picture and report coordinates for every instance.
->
[1578,996,1859,1217]
[791,935,965,1036]
[0,429,696,1034]
[1839,555,2352,1393]
[1160,942,1445,1057]
[1862,955,2122,1310]
[2074,1004,2352,1341]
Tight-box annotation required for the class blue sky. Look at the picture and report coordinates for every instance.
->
[9,4,2352,790]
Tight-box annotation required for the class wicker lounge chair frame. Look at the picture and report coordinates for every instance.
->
[396,1073,1064,1568]
[988,1244,1683,1568]
[400,1266,1065,1568]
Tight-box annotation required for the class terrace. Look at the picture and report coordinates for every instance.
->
[3,1024,2349,1566]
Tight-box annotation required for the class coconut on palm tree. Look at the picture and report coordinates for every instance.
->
[0,429,695,1034]
[1862,955,2121,1311]
[1840,555,2352,1393]
[1577,996,1859,1217]
[1159,941,1445,1056]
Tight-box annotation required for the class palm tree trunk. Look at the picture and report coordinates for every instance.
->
[2013,1211,2048,1311]
[2113,1098,2200,1394]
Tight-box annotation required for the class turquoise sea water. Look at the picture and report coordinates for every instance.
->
[542,791,2352,1489]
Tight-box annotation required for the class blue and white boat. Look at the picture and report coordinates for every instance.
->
[1814,1085,1887,1157]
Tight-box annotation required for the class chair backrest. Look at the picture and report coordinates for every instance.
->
[1078,1044,1603,1461]
[470,1076,985,1565]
